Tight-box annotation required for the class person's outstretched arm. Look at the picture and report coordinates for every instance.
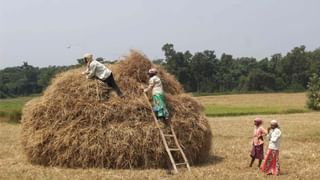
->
[144,78,155,93]
[87,62,97,79]
[260,127,268,136]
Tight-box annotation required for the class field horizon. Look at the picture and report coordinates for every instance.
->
[0,92,311,123]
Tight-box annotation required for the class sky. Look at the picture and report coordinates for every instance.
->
[0,0,320,68]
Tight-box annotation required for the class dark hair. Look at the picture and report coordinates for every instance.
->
[272,124,280,129]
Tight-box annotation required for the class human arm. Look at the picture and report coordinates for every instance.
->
[260,127,268,136]
[144,78,154,93]
[267,126,272,134]
[82,67,89,75]
[86,62,97,79]
[270,129,281,143]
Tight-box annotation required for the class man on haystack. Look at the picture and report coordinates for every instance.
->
[82,53,124,98]
[144,68,170,124]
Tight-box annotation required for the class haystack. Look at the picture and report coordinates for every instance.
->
[21,51,212,169]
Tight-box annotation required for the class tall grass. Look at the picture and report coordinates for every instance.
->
[196,92,309,117]
[204,105,309,117]
[0,96,35,123]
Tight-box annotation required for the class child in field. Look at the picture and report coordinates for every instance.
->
[144,68,169,123]
[261,120,281,176]
[249,117,267,168]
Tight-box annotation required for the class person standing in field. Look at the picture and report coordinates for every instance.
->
[144,68,169,123]
[249,117,267,168]
[260,120,282,176]
[82,53,124,97]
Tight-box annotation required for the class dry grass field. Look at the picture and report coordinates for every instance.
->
[1,93,319,179]
[1,112,320,179]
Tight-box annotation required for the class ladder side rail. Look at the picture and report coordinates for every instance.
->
[170,125,191,171]
[143,93,178,173]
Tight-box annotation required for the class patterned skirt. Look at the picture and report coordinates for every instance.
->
[152,93,169,119]
[260,149,280,176]
[250,144,264,160]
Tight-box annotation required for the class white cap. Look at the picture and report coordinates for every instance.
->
[270,119,278,125]
[148,68,158,74]
[83,53,93,60]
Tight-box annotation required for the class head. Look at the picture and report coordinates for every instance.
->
[270,119,279,129]
[254,117,263,127]
[83,53,93,65]
[148,68,158,77]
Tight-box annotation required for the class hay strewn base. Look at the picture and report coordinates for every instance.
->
[21,51,212,169]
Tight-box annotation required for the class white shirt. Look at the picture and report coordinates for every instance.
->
[148,75,164,95]
[267,128,281,150]
[86,60,112,80]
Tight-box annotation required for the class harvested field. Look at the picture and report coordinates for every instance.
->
[1,112,320,179]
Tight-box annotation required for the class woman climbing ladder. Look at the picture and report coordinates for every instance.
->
[143,68,170,124]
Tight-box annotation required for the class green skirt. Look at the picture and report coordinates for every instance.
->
[152,93,169,119]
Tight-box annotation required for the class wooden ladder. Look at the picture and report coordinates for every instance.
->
[143,93,191,173]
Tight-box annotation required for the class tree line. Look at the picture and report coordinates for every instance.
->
[0,62,69,98]
[1,44,320,98]
[0,58,113,98]
[161,44,320,93]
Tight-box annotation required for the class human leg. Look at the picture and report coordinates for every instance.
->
[104,73,123,97]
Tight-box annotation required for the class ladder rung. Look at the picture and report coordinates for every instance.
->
[175,163,186,166]
[169,148,180,151]
[164,134,174,137]
[143,93,191,172]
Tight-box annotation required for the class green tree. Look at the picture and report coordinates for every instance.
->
[244,69,276,91]
[190,50,218,92]
[306,73,320,110]
[77,58,85,65]
[281,46,310,90]
[309,48,320,75]
[96,57,104,62]
[219,53,241,91]
[162,44,194,91]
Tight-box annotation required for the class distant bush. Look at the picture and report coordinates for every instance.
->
[0,111,6,117]
[9,110,22,123]
[306,74,320,110]
[286,83,306,92]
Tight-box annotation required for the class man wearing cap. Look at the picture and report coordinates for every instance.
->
[144,68,169,123]
[82,53,124,97]
[260,120,282,176]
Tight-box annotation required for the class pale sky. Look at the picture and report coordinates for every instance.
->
[1,0,320,68]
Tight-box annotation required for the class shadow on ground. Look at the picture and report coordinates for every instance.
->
[195,154,224,167]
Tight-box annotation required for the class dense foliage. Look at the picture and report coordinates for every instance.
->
[306,74,320,110]
[0,62,69,98]
[0,44,320,98]
[161,44,320,93]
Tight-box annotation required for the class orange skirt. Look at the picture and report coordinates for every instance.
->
[260,149,280,176]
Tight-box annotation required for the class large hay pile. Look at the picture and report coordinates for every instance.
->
[21,51,212,169]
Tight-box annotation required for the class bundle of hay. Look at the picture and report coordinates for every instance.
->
[21,51,212,169]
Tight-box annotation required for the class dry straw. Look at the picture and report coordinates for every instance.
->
[21,50,212,169]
